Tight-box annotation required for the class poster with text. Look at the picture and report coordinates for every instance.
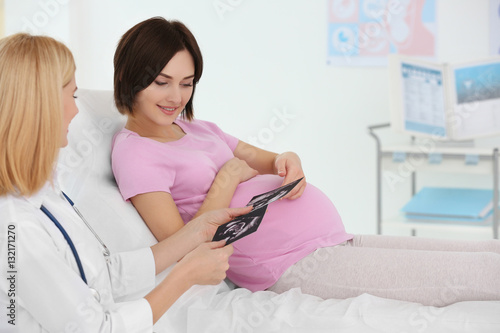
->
[327,0,437,66]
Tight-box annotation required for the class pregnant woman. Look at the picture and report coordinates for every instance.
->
[111,17,500,306]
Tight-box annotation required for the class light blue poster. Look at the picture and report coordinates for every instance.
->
[455,63,500,104]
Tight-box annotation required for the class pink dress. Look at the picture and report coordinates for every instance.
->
[112,118,352,291]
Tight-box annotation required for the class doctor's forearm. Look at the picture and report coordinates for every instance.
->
[144,268,191,324]
[146,241,232,323]
[150,226,203,274]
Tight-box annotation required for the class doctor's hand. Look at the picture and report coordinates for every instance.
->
[189,206,253,243]
[274,151,306,200]
[174,240,234,286]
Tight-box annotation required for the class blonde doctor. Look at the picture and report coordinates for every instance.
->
[0,33,250,332]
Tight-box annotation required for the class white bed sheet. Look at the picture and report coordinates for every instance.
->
[57,89,500,332]
[159,284,500,332]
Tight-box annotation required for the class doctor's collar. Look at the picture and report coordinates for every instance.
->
[23,177,63,210]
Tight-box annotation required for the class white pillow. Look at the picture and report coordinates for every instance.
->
[57,89,158,253]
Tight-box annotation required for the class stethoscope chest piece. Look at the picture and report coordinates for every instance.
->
[89,287,101,302]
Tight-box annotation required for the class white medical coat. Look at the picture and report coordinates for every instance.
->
[0,180,156,332]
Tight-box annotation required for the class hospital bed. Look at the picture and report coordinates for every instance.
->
[57,89,500,332]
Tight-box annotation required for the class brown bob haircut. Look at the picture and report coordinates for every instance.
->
[113,17,203,121]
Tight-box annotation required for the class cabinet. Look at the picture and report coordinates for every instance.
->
[368,123,499,239]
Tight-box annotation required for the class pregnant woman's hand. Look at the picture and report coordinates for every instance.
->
[274,152,306,200]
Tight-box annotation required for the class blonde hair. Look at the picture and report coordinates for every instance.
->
[0,33,75,196]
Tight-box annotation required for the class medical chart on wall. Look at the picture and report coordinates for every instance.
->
[400,62,446,137]
[391,56,500,141]
[491,0,500,55]
[327,0,437,66]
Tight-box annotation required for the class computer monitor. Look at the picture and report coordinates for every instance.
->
[389,55,500,141]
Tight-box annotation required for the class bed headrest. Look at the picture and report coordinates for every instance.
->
[57,89,158,252]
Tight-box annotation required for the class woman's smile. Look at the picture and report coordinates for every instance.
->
[158,105,178,116]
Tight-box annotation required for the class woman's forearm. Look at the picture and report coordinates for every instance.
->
[193,156,257,219]
[193,167,240,219]
[233,140,278,175]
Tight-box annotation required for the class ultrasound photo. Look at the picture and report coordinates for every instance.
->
[246,177,304,210]
[212,177,304,244]
[212,206,266,245]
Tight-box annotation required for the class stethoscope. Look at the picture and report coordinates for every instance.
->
[40,191,110,302]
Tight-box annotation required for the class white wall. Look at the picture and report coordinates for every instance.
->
[4,0,492,235]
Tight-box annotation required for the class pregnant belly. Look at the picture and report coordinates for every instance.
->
[229,174,347,260]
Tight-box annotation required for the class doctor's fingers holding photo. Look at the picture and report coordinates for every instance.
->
[0,33,241,332]
[181,205,254,242]
[174,240,234,285]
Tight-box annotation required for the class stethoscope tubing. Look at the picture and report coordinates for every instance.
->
[61,192,110,258]
[40,203,88,284]
[39,192,112,303]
